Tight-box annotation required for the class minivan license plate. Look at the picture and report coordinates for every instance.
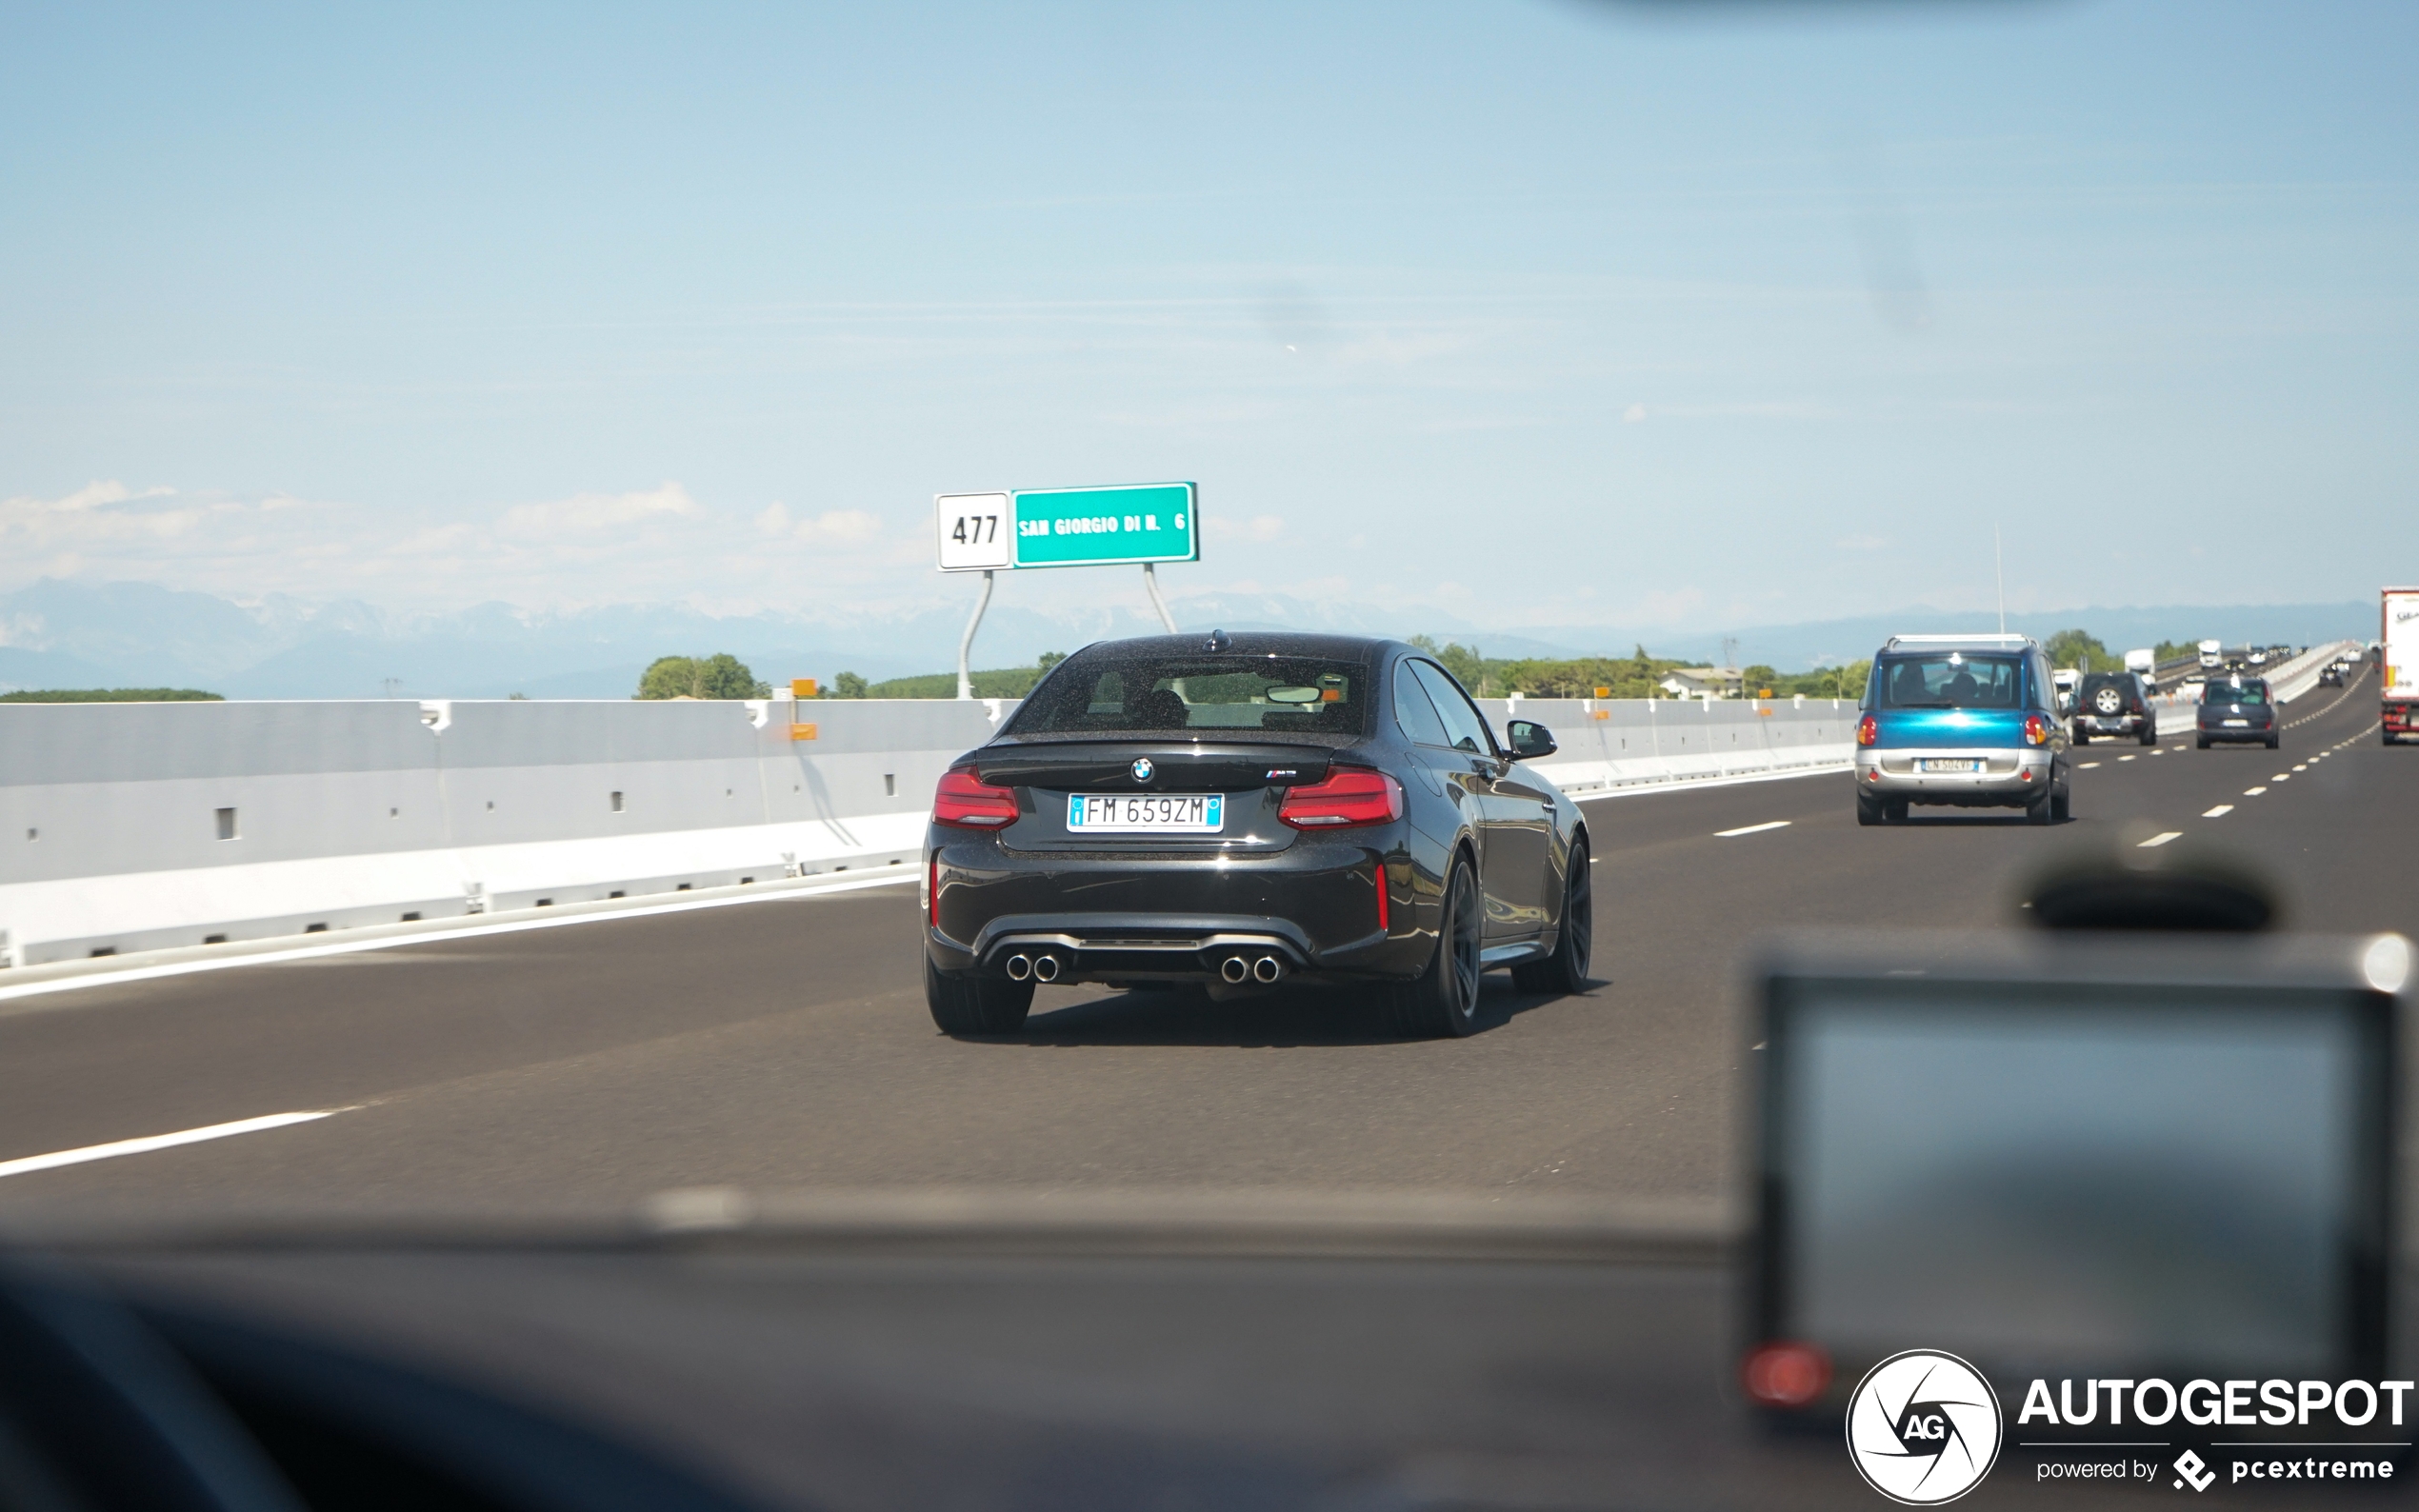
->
[1068,794,1225,833]
[1918,759,1981,774]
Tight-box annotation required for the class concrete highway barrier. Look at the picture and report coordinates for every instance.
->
[0,691,1837,968]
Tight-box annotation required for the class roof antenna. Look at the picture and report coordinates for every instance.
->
[1204,628,1231,652]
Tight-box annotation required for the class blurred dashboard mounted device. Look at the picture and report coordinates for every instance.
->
[1745,926,2408,1409]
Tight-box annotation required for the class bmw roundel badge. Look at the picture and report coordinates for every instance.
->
[1130,758,1154,783]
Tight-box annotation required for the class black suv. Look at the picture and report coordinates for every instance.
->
[2071,671,2156,746]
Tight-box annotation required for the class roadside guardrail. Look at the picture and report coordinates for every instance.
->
[1,692,1853,970]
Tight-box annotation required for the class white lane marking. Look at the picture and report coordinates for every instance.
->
[0,870,920,1007]
[1715,821,1792,838]
[2079,761,2102,768]
[2292,764,2308,771]
[0,1110,343,1181]
[2273,774,2291,782]
[2151,749,2167,756]
[2118,754,2137,762]
[2203,806,2235,818]
[2138,832,2183,848]
[2245,786,2268,796]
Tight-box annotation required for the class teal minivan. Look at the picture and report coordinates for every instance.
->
[1851,633,2071,826]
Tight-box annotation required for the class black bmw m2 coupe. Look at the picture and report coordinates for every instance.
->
[922,631,1592,1039]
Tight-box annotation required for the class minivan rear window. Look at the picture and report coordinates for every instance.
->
[1869,653,2025,710]
[1006,652,1372,738]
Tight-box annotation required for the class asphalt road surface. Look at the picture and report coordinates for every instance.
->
[0,668,2407,1218]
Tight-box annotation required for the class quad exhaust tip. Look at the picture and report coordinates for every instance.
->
[1005,953,1032,981]
[1252,955,1283,985]
[1032,954,1062,983]
[1220,956,1249,984]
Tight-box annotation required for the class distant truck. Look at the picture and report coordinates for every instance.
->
[2197,639,2224,670]
[2386,587,2419,745]
[2124,647,2155,688]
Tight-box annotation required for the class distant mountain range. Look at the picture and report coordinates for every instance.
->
[0,579,2379,700]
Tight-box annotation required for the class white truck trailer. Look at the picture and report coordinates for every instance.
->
[2385,587,2419,745]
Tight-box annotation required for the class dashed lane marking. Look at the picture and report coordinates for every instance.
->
[2138,832,2183,848]
[2204,806,2235,818]
[2080,762,2102,768]
[0,1109,349,1181]
[1715,821,1792,838]
[2118,754,2137,762]
[2245,786,2268,796]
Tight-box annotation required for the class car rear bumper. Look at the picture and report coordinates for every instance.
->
[2198,720,2276,743]
[1853,746,2052,805]
[2076,714,2147,733]
[924,827,1429,985]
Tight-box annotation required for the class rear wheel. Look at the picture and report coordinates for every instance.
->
[2051,786,2071,823]
[924,954,1034,1036]
[1385,854,1483,1039]
[2196,734,2210,749]
[1512,837,1591,996]
[2072,728,2089,746]
[2026,793,2052,826]
[1884,798,1909,824]
[2138,723,2156,746]
[2266,733,2279,749]
[1856,794,1883,826]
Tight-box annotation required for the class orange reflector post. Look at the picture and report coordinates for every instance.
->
[1590,710,1609,721]
[789,723,818,741]
[792,678,818,699]
[1593,686,1611,698]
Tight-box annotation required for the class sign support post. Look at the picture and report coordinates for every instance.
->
[1142,562,1177,633]
[956,568,994,701]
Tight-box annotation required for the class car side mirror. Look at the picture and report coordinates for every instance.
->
[1506,720,1557,760]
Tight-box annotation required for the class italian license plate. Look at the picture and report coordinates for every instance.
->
[2223,719,2249,727]
[1918,759,1981,774]
[1068,793,1225,832]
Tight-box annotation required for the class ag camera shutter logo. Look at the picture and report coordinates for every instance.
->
[1846,1350,2004,1504]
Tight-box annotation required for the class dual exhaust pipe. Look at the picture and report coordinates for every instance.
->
[1220,954,1286,985]
[1004,952,1062,983]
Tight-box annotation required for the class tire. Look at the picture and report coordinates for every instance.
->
[1513,837,1591,996]
[2026,793,2052,826]
[2139,723,2156,746]
[924,953,1034,1036]
[1384,853,1483,1039]
[1856,794,1883,826]
[1884,798,1909,824]
[2051,786,2070,823]
[2073,728,2089,746]
[2266,734,2279,749]
[2196,735,2210,749]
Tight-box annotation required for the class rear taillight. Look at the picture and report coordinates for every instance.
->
[1856,714,1877,746]
[933,766,1018,827]
[2024,713,2050,746]
[1278,766,1405,828]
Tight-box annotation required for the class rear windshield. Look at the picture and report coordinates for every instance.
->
[2211,679,2269,704]
[1869,653,2026,710]
[1006,652,1373,739]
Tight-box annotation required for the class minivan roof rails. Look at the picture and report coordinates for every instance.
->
[1882,633,2038,649]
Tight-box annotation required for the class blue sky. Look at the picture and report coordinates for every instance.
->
[4,0,2414,636]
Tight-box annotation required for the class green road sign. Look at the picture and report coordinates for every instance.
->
[1011,483,1197,568]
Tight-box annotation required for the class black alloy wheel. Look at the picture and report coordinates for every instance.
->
[1388,854,1483,1038]
[1513,837,1591,995]
[924,954,1035,1036]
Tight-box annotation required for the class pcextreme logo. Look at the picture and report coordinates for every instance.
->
[1846,1350,2005,1505]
